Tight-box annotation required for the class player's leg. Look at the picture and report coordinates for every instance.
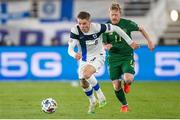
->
[87,55,106,108]
[80,78,97,114]
[109,65,128,112]
[82,64,96,79]
[88,75,106,108]
[122,60,135,94]
[79,64,97,114]
[123,73,134,85]
[123,73,134,93]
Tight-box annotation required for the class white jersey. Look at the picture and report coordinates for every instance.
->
[70,23,113,61]
[68,22,133,62]
[68,22,133,78]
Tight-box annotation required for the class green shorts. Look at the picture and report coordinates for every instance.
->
[108,60,135,81]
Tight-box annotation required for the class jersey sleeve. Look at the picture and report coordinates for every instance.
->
[110,24,133,45]
[99,23,114,33]
[68,26,79,58]
[70,26,79,40]
[127,20,139,31]
[100,23,133,45]
[68,39,78,58]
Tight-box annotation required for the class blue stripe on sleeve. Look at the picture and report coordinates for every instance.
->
[100,24,107,33]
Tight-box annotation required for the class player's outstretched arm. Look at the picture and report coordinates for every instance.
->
[68,39,76,58]
[68,39,81,60]
[111,24,140,49]
[139,26,155,51]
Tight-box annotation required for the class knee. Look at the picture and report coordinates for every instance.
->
[113,85,121,91]
[80,78,89,88]
[82,65,96,79]
[124,75,134,84]
[112,81,122,91]
[83,71,91,79]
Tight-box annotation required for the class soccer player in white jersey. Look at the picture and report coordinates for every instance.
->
[68,11,139,114]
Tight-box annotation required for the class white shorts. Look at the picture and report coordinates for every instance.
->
[78,53,105,79]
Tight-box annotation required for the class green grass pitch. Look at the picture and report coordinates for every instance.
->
[0,81,180,119]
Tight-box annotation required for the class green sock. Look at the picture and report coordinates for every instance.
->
[115,89,127,105]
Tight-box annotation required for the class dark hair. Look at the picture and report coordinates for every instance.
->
[110,3,121,13]
[77,11,91,20]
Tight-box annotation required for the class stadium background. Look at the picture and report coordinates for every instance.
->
[0,0,180,119]
[0,0,179,81]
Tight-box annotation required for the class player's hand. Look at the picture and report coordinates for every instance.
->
[75,53,81,60]
[104,44,113,50]
[130,41,140,50]
[147,41,154,52]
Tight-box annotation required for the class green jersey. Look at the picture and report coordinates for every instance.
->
[103,18,139,63]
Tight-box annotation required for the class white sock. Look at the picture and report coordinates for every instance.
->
[83,85,96,104]
[88,75,106,102]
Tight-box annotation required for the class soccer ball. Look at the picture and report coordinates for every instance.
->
[41,98,57,113]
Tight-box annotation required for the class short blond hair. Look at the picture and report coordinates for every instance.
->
[109,3,121,13]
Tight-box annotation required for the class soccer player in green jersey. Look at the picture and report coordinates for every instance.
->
[103,3,155,112]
